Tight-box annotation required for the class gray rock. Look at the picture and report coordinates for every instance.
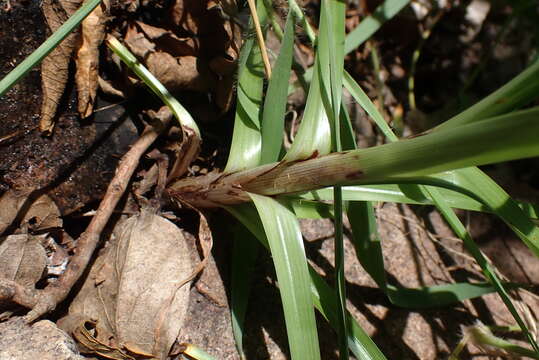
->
[0,317,84,360]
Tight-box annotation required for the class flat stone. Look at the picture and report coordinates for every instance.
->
[0,317,85,360]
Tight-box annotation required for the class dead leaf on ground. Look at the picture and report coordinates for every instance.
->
[124,22,156,59]
[0,191,62,235]
[0,234,47,289]
[21,194,63,231]
[75,3,107,118]
[135,21,197,57]
[146,52,212,92]
[59,207,192,359]
[40,0,83,134]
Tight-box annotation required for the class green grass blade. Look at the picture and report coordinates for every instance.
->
[343,71,397,142]
[284,58,332,160]
[289,0,410,93]
[0,0,102,96]
[344,0,410,55]
[226,203,387,360]
[424,185,539,352]
[288,0,316,45]
[248,194,321,360]
[294,186,539,218]
[107,37,199,136]
[385,282,515,308]
[224,2,267,172]
[436,57,539,131]
[348,201,387,289]
[318,0,348,355]
[308,267,388,360]
[420,168,539,257]
[339,81,389,296]
[230,224,259,359]
[300,185,486,212]
[260,11,296,164]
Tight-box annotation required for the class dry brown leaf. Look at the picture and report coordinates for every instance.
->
[146,52,212,92]
[124,22,156,59]
[135,21,197,57]
[0,192,61,235]
[75,3,107,118]
[98,76,126,98]
[21,194,63,231]
[170,0,204,34]
[40,0,83,134]
[59,208,192,359]
[0,234,47,289]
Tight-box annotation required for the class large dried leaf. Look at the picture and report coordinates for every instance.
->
[59,208,192,359]
[40,0,83,134]
[75,3,107,118]
[0,234,47,289]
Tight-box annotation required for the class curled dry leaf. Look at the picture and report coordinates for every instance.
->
[75,3,107,118]
[40,0,83,134]
[58,208,192,359]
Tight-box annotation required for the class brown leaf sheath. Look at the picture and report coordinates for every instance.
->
[75,3,106,118]
[40,0,83,134]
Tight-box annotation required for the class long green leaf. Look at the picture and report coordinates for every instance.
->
[424,186,539,352]
[107,37,199,136]
[343,70,397,142]
[224,3,267,172]
[226,203,387,360]
[318,0,348,356]
[284,58,332,161]
[260,11,296,164]
[297,185,539,219]
[417,168,539,257]
[0,0,102,96]
[248,194,321,360]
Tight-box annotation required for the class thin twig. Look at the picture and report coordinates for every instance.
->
[24,108,173,322]
[246,0,272,79]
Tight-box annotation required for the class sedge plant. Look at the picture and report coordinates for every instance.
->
[1,0,539,359]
